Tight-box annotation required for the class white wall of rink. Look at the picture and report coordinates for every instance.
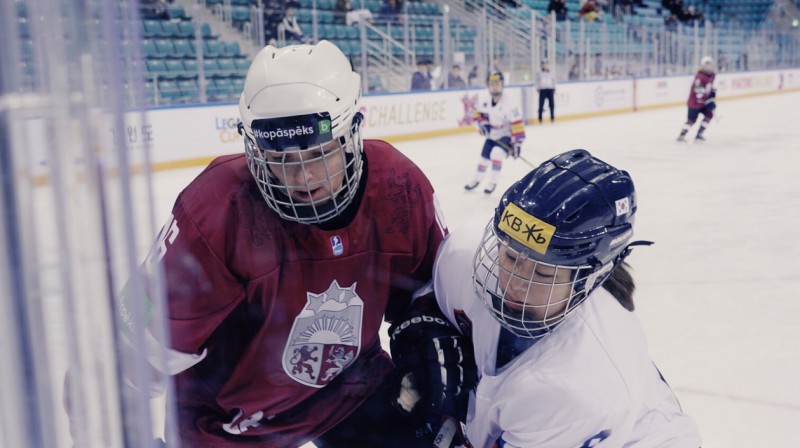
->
[25,68,800,181]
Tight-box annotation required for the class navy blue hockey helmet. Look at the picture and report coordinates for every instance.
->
[487,72,504,96]
[473,149,640,338]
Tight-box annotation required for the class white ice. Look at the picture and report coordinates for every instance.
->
[143,91,799,447]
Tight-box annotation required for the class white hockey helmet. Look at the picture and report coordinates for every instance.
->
[700,55,713,70]
[238,40,364,225]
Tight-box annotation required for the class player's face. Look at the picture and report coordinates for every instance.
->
[264,139,346,204]
[496,244,574,323]
[488,80,503,96]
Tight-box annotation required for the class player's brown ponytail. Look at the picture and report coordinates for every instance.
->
[602,262,635,311]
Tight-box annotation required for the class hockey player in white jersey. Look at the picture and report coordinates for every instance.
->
[435,150,702,447]
[464,72,526,195]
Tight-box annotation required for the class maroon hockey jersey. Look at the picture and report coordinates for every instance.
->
[687,70,715,109]
[147,140,447,447]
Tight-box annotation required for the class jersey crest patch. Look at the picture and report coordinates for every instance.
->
[282,280,363,388]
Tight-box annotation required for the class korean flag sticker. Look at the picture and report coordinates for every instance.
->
[330,235,344,256]
[615,197,630,216]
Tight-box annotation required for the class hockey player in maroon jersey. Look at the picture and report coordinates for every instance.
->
[111,41,476,447]
[677,56,717,143]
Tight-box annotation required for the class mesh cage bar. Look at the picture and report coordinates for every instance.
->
[0,0,174,447]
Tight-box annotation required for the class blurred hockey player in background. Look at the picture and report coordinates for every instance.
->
[677,55,716,143]
[464,72,526,194]
[428,150,702,447]
[101,41,475,447]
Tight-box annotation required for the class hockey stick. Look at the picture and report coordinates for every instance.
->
[494,139,536,168]
[433,416,458,448]
[517,154,536,168]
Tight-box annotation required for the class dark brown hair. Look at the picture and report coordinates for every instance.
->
[602,262,635,311]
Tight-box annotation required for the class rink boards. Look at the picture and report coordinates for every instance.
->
[23,68,800,182]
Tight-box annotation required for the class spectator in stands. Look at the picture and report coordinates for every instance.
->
[337,0,374,26]
[411,59,433,91]
[579,0,599,22]
[140,0,170,20]
[468,65,480,86]
[335,0,351,24]
[664,13,678,31]
[378,0,401,22]
[280,8,310,44]
[281,7,309,43]
[688,6,704,24]
[547,0,568,21]
[441,65,466,89]
[263,0,286,45]
[615,0,634,17]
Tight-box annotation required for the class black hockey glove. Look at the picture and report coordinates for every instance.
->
[388,295,477,421]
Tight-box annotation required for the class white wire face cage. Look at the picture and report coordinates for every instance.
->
[472,221,597,339]
[244,123,364,225]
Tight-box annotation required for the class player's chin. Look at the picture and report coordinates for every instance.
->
[502,302,557,325]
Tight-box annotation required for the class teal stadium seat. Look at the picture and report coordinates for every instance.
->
[335,24,349,39]
[203,39,225,58]
[178,80,199,102]
[297,9,312,23]
[234,58,251,73]
[155,39,177,58]
[201,23,218,39]
[213,79,236,100]
[143,20,162,38]
[321,24,336,39]
[201,78,217,99]
[231,78,245,94]
[159,21,179,38]
[165,59,185,79]
[142,39,158,58]
[173,39,195,58]
[144,81,156,104]
[145,59,169,81]
[216,58,238,77]
[183,59,199,77]
[204,59,221,78]
[318,10,334,23]
[158,80,181,102]
[224,41,246,59]
[333,41,349,55]
[176,21,195,38]
[366,0,380,13]
[231,7,250,25]
[169,5,189,20]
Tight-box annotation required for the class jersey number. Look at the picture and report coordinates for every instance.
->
[145,213,179,268]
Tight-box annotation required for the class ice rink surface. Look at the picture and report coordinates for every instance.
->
[149,91,800,447]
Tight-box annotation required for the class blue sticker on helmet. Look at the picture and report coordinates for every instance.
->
[250,112,333,151]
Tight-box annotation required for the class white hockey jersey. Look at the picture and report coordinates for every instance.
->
[433,219,702,448]
[473,93,525,143]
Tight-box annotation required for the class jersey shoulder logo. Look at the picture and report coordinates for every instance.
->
[330,235,344,256]
[282,280,363,387]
